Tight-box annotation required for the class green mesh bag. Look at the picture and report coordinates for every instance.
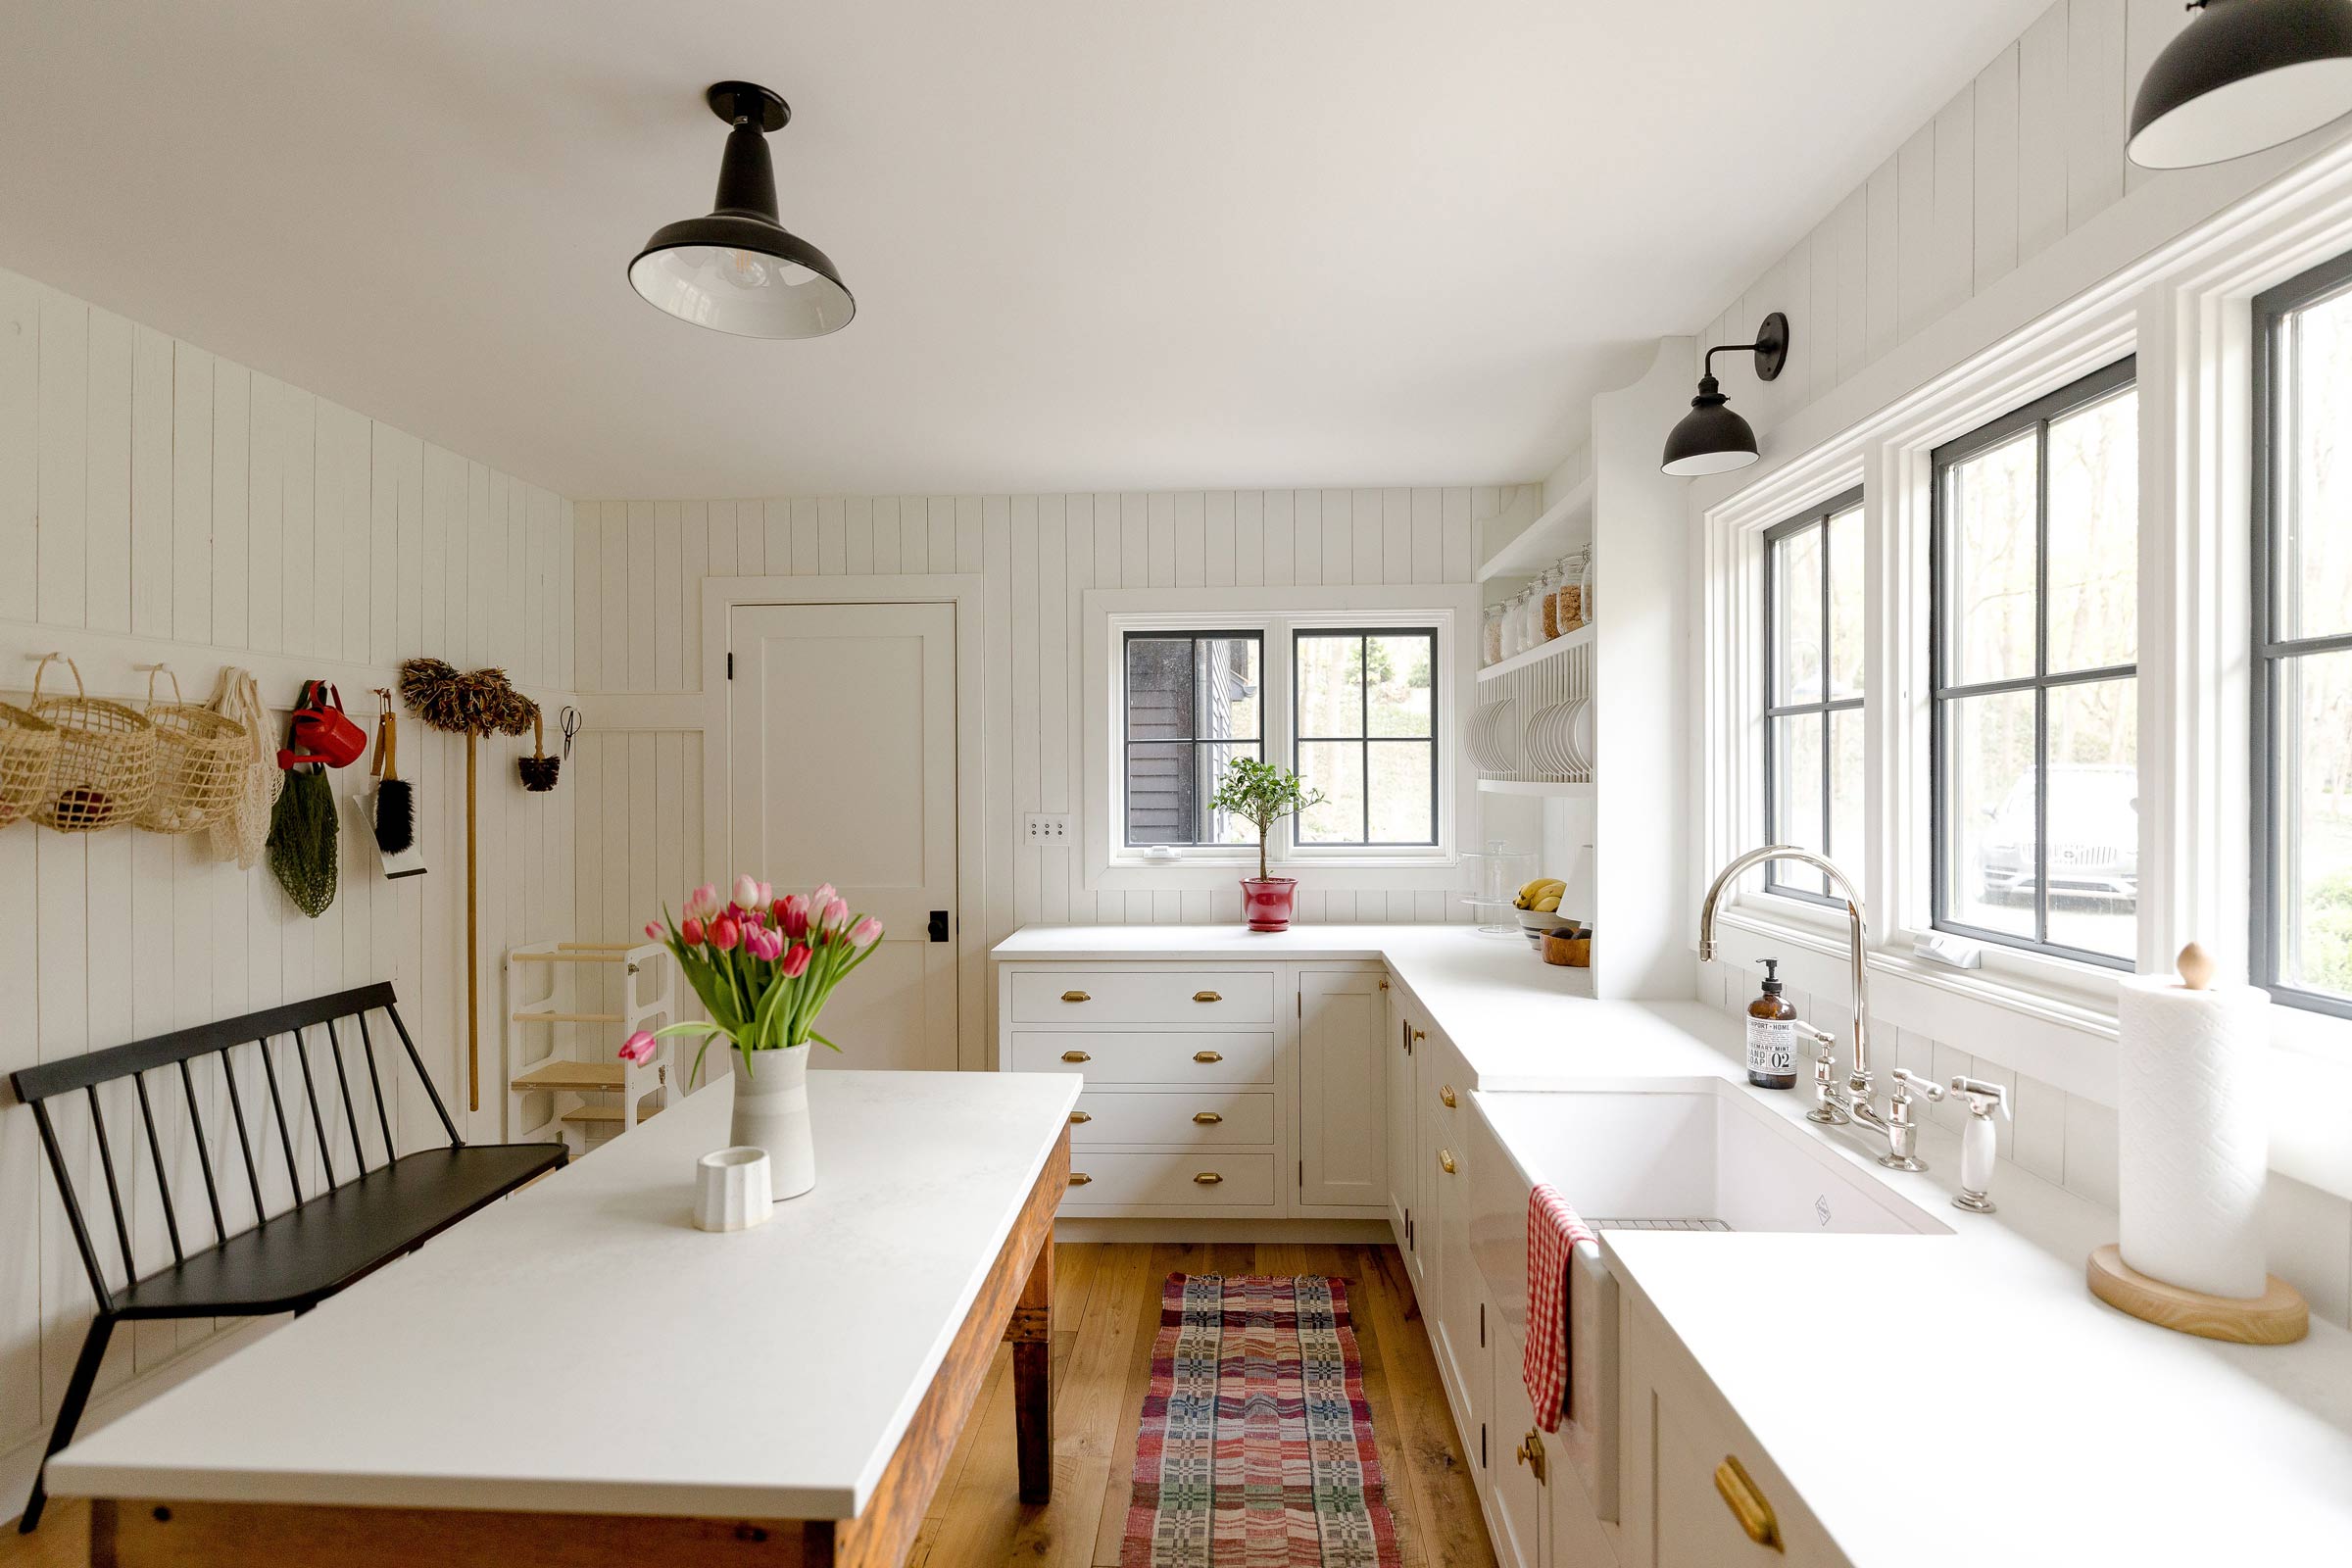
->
[267,766,338,918]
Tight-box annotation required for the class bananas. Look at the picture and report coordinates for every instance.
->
[1513,877,1565,912]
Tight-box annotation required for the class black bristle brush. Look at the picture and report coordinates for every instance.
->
[371,697,415,855]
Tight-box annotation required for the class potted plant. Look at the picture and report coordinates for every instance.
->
[1207,757,1327,932]
[622,875,883,1200]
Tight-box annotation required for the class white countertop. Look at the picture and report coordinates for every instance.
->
[996,923,2352,1560]
[48,1070,1080,1520]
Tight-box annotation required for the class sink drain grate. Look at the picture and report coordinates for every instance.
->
[1588,1217,1733,1232]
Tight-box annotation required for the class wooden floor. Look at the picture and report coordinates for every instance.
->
[4,1242,1495,1568]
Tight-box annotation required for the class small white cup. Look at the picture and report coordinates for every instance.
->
[694,1147,773,1232]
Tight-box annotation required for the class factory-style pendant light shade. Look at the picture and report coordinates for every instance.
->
[1661,313,1788,477]
[629,81,855,339]
[2128,0,2352,169]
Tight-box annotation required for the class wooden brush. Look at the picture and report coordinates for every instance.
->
[370,695,414,855]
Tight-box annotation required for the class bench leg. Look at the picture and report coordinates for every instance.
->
[20,1313,114,1533]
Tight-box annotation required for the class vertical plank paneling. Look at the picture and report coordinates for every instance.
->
[1930,88,1975,328]
[1974,44,2023,293]
[248,376,284,656]
[212,362,251,650]
[2067,0,2128,230]
[1895,123,1937,341]
[37,292,89,631]
[172,345,215,647]
[2018,2,2072,260]
[1864,155,1900,364]
[84,310,133,637]
[1234,491,1262,589]
[0,271,34,625]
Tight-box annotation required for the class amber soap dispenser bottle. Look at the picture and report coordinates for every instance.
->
[1745,959,1798,1090]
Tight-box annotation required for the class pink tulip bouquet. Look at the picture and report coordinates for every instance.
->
[620,874,884,1084]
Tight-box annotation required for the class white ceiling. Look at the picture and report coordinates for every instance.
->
[0,2,2049,499]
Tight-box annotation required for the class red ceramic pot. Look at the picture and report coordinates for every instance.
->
[1241,877,1298,932]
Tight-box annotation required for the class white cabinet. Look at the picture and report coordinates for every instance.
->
[1384,985,1416,1254]
[1488,1316,1544,1568]
[1298,969,1388,1208]
[1623,1297,1845,1568]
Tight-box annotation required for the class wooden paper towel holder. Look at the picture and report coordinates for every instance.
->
[2086,943,2308,1346]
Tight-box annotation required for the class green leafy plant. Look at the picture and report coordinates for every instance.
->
[1207,756,1328,881]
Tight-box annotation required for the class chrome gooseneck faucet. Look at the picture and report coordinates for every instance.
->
[1698,846,1938,1172]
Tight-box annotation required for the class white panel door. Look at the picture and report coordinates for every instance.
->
[728,602,956,1073]
[1297,969,1386,1207]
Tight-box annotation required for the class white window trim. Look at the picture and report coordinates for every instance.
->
[1082,584,1478,892]
[1695,120,2352,1090]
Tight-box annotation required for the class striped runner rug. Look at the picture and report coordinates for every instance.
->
[1122,1274,1398,1567]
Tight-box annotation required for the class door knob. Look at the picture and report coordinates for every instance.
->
[928,909,949,943]
[1514,1430,1547,1484]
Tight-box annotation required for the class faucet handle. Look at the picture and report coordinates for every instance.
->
[1948,1075,2010,1119]
[1889,1068,1945,1106]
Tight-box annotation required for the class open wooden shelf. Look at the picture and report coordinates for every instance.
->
[1477,622,1593,683]
[561,1101,664,1126]
[1474,473,1593,582]
[512,1060,626,1094]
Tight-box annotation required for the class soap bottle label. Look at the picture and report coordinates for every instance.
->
[1746,1017,1794,1078]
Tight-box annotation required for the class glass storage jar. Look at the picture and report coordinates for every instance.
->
[1482,603,1504,666]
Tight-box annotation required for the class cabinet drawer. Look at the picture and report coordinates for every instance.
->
[1063,1150,1277,1207]
[1006,1031,1275,1085]
[1007,969,1274,1024]
[1068,1089,1276,1147]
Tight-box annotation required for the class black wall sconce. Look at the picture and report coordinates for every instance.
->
[2129,0,2352,170]
[1660,313,1788,477]
[629,81,856,339]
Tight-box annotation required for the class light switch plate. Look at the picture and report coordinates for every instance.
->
[1024,813,1073,844]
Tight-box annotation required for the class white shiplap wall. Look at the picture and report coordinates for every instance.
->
[1684,0,2352,1325]
[1690,0,2189,427]
[0,264,580,1497]
[564,487,1534,1028]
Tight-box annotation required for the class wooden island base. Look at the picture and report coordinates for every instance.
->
[90,1135,1067,1568]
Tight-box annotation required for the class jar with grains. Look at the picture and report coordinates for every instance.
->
[1482,603,1504,666]
[1538,564,1563,640]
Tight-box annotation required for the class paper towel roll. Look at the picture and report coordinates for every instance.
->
[2116,973,2270,1299]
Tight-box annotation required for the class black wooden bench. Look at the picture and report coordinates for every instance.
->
[8,982,567,1531]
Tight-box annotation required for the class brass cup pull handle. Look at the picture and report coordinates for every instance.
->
[1068,1110,1092,1123]
[1192,990,1222,1003]
[1713,1456,1783,1551]
[1193,1051,1223,1063]
[1193,1171,1223,1185]
[1514,1430,1547,1484]
[1061,1051,1092,1063]
[1060,990,1090,1003]
[1440,1085,1457,1108]
[1411,1028,1427,1043]
[1438,1149,1457,1175]
[1069,1172,1093,1186]
[1193,1110,1224,1124]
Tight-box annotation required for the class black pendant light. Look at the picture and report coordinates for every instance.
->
[628,81,855,339]
[1660,313,1788,477]
[2129,0,2352,169]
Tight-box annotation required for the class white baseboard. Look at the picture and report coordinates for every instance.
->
[2,1315,285,1527]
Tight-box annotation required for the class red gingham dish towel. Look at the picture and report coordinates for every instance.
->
[1523,1183,1596,1433]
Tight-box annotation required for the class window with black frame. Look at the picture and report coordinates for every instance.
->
[1763,488,1865,901]
[1122,631,1262,846]
[1293,629,1439,847]
[2254,250,2352,1020]
[1931,358,2139,966]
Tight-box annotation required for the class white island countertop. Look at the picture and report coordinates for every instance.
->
[48,1070,1080,1521]
[995,923,2352,1561]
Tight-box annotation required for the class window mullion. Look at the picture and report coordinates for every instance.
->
[2033,415,2052,948]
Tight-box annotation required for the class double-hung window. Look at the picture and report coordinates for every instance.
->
[1121,631,1263,846]
[2254,250,2352,1018]
[1763,488,1865,900]
[1293,629,1440,848]
[1931,358,2139,966]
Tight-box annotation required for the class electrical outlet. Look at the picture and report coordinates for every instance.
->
[1024,813,1073,844]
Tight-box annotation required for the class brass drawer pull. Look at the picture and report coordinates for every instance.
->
[1061,1051,1092,1063]
[1192,1110,1223,1124]
[1060,990,1090,1003]
[1713,1456,1783,1551]
[1440,1085,1457,1108]
[1069,1172,1093,1186]
[1068,1110,1092,1124]
[1437,1149,1456,1175]
[1514,1429,1546,1484]
[1193,1050,1223,1063]
[1192,989,1222,1003]
[1193,1171,1224,1185]
[1411,1028,1427,1043]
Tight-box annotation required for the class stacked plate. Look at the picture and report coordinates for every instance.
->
[1465,698,1518,772]
[1523,697,1592,779]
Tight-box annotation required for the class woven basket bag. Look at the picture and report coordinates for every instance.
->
[0,695,61,829]
[137,667,250,834]
[29,655,157,833]
[206,667,282,868]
